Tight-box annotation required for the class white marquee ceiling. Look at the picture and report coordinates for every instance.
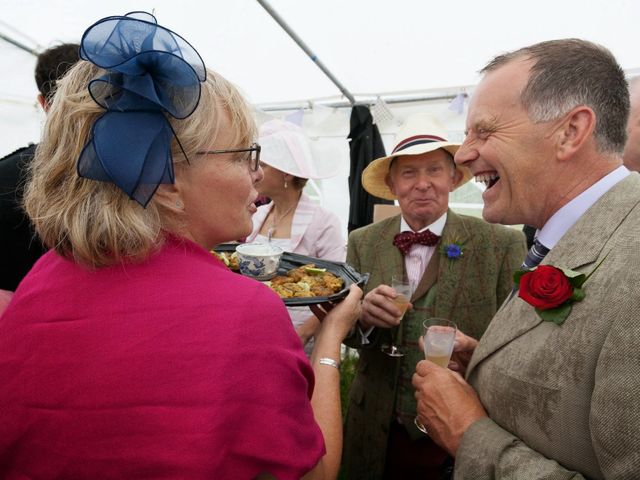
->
[2,0,640,107]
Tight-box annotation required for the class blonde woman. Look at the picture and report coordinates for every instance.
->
[247,119,346,352]
[0,13,360,479]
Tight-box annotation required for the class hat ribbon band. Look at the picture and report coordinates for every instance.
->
[392,134,447,154]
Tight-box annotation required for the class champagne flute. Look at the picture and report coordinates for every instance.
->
[422,318,457,367]
[380,274,414,357]
[415,317,457,434]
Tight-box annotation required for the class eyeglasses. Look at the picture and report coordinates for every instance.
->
[196,142,261,171]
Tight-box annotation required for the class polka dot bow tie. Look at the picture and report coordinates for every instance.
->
[393,230,441,256]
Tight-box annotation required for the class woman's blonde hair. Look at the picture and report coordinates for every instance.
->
[24,61,256,268]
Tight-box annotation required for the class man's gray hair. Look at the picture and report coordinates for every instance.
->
[481,39,629,154]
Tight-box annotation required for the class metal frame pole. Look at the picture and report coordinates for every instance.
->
[256,92,467,112]
[0,31,38,56]
[256,0,356,105]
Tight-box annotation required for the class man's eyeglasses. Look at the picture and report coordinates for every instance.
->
[196,142,261,171]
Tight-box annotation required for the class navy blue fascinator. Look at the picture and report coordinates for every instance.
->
[77,11,206,207]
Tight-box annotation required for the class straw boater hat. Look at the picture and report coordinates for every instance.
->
[259,119,339,179]
[361,113,472,200]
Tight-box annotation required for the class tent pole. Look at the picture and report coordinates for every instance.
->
[256,92,467,112]
[0,32,38,56]
[256,0,356,105]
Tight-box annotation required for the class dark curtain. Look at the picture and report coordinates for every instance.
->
[0,144,46,291]
[347,105,393,232]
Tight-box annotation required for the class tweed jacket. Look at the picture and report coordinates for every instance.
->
[455,174,640,480]
[342,209,526,480]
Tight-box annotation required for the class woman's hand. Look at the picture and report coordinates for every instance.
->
[311,285,362,341]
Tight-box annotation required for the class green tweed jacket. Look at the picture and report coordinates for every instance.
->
[342,209,526,480]
[456,174,640,479]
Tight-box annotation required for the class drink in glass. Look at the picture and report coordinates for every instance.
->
[380,274,415,357]
[392,291,411,317]
[422,318,457,368]
[391,275,413,319]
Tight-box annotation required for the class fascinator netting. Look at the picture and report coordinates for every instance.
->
[77,11,206,206]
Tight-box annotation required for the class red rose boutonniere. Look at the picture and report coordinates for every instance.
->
[513,255,607,326]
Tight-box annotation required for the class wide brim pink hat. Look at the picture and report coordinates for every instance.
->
[259,119,339,179]
[361,113,472,200]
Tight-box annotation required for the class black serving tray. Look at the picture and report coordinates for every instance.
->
[214,243,368,306]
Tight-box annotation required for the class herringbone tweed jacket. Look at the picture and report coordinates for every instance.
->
[456,174,640,479]
[342,209,526,480]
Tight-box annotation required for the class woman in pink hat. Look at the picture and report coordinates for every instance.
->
[246,119,346,353]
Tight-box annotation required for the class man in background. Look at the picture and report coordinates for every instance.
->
[623,76,640,171]
[0,43,79,291]
[342,113,525,479]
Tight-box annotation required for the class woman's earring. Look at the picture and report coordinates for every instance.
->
[176,200,183,209]
[284,180,288,189]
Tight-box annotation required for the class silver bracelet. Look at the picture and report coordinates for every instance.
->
[319,357,340,370]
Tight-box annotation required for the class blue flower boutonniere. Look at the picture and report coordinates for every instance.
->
[440,239,465,261]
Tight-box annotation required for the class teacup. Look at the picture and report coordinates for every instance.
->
[235,243,284,280]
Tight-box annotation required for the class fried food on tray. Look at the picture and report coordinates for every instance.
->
[268,264,344,299]
[213,255,345,299]
[212,251,240,271]
[271,282,311,299]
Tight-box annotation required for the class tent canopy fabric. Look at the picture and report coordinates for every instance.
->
[3,0,639,107]
[2,0,639,234]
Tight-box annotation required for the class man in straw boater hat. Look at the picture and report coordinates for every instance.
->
[342,113,526,479]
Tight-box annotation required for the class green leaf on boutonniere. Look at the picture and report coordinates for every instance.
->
[570,287,586,302]
[513,269,528,284]
[557,267,587,288]
[537,302,573,325]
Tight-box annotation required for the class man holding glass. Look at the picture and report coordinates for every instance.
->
[413,39,640,479]
[342,113,526,479]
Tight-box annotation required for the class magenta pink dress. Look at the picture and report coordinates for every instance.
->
[0,234,324,479]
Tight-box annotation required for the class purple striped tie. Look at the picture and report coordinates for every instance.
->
[521,239,550,270]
